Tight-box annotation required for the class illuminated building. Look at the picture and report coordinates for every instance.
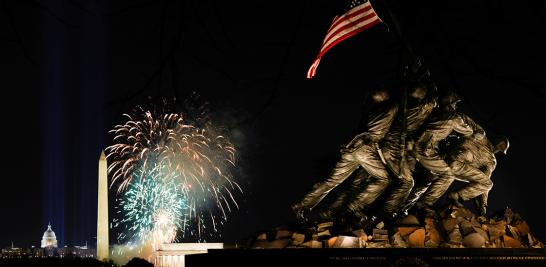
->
[58,243,95,258]
[1,243,25,258]
[41,223,58,248]
[153,243,223,267]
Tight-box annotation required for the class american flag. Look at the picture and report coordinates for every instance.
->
[307,0,382,79]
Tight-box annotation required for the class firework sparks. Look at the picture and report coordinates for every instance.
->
[114,172,186,247]
[108,105,241,244]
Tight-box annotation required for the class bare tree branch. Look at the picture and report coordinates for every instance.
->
[108,0,184,106]
[2,0,37,66]
[233,0,309,129]
[65,0,96,16]
[27,0,80,28]
[102,0,157,17]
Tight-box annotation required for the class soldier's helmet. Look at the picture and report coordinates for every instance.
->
[370,87,390,103]
[492,135,510,155]
[409,83,427,100]
[440,91,461,110]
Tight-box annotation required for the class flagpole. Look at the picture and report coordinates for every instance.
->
[380,1,417,175]
[384,7,416,60]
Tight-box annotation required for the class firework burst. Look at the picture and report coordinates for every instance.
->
[108,104,241,244]
[114,171,186,248]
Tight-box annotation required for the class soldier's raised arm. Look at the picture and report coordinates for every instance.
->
[460,113,485,140]
[453,115,474,137]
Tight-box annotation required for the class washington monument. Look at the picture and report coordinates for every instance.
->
[97,150,109,260]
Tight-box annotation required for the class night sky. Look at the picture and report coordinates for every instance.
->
[1,0,546,248]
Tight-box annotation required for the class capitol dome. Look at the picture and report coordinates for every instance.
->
[41,223,58,248]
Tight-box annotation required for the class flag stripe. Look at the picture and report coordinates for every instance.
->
[326,16,339,33]
[327,3,372,40]
[321,11,378,53]
[307,0,382,79]
[333,1,371,25]
[317,19,380,65]
[306,17,381,79]
[307,58,320,78]
[322,7,375,45]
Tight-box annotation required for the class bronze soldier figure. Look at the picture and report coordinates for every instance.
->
[445,114,509,215]
[291,88,398,221]
[377,83,437,218]
[403,114,509,216]
[322,64,438,221]
[331,83,437,223]
[412,92,474,213]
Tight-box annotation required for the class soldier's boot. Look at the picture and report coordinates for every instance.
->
[474,198,487,216]
[318,209,334,220]
[354,215,377,233]
[390,210,408,224]
[415,201,436,218]
[448,192,464,208]
[479,205,487,216]
[291,203,311,224]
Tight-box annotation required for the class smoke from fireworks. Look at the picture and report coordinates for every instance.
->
[107,103,241,245]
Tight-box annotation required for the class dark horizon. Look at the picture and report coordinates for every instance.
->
[1,0,546,248]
